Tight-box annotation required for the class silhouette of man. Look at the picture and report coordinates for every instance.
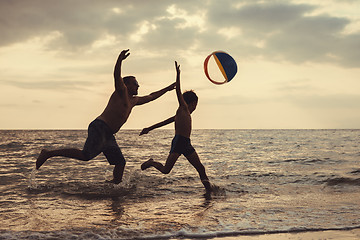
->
[36,49,175,183]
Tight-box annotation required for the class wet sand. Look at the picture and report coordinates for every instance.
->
[209,228,360,240]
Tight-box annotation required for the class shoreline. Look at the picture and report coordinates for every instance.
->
[209,228,360,240]
[145,227,360,240]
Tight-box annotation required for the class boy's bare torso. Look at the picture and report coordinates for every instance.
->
[175,105,192,138]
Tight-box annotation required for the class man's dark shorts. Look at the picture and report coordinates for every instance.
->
[169,135,195,157]
[82,119,126,166]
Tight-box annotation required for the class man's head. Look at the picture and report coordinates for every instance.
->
[124,76,139,95]
[183,90,198,113]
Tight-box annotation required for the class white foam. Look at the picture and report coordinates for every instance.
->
[28,168,39,189]
[2,225,360,240]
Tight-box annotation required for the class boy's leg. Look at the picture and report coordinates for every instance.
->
[141,152,180,174]
[185,151,212,192]
[36,148,87,169]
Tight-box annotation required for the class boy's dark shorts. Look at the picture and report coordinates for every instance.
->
[82,119,125,166]
[169,135,195,157]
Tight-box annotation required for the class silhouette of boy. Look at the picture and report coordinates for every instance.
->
[140,61,212,193]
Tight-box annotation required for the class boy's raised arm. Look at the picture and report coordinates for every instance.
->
[114,49,130,92]
[175,61,187,107]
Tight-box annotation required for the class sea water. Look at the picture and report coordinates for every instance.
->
[0,129,360,239]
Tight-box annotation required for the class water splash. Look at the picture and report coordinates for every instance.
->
[208,184,227,197]
[104,170,113,182]
[120,169,141,188]
[28,168,39,189]
[103,169,140,191]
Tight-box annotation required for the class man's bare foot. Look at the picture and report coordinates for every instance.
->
[141,158,154,170]
[105,179,122,184]
[36,149,50,169]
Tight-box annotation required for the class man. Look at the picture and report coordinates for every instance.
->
[36,49,175,184]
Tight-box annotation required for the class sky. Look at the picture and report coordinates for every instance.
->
[1,0,360,129]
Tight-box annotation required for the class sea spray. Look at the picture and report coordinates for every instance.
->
[210,184,227,196]
[28,168,39,189]
[104,170,113,182]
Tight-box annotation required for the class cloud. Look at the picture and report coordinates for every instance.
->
[0,0,168,49]
[265,15,353,64]
[333,33,360,67]
[1,0,359,68]
[209,1,315,33]
[275,78,319,93]
[287,93,360,109]
[206,1,360,67]
[138,18,199,50]
[0,79,92,91]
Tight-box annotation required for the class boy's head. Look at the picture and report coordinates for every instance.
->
[183,90,198,113]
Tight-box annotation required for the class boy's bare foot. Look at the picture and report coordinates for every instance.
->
[36,149,50,169]
[141,158,154,170]
[202,179,213,193]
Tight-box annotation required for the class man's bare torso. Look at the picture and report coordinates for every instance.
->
[97,90,137,133]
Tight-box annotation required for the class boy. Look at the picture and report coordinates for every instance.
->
[140,61,212,193]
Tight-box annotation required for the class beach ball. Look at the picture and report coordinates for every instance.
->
[204,51,237,85]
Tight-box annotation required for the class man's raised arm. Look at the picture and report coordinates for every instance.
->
[136,82,175,105]
[114,49,130,92]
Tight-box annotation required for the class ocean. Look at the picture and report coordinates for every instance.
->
[0,129,360,239]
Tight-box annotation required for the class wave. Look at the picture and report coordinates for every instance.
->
[325,177,360,186]
[350,168,360,174]
[142,226,360,239]
[282,157,335,165]
[1,225,360,240]
[0,141,25,150]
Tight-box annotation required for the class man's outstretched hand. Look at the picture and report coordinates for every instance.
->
[167,82,176,91]
[119,49,130,61]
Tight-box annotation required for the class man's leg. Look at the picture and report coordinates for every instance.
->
[36,148,88,169]
[36,120,105,169]
[111,164,125,184]
[185,151,212,193]
[103,137,127,184]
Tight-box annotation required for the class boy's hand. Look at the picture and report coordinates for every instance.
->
[139,128,150,136]
[175,61,180,75]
